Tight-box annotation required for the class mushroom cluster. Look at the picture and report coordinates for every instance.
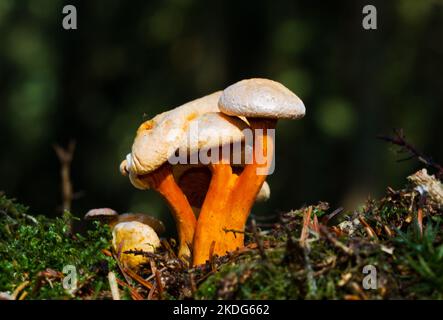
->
[120,78,305,266]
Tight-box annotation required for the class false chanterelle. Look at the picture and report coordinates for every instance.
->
[120,78,305,266]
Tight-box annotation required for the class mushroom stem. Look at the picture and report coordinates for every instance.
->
[192,119,275,265]
[192,164,238,265]
[141,164,196,259]
[225,119,275,249]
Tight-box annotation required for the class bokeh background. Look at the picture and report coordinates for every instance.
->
[1,0,442,232]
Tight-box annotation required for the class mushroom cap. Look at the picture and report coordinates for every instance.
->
[112,221,161,269]
[116,213,166,234]
[84,208,118,221]
[219,78,306,119]
[126,91,222,177]
[256,181,271,202]
[178,112,249,158]
[84,209,165,235]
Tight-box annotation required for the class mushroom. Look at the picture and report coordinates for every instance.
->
[120,92,221,259]
[192,78,305,265]
[172,112,270,214]
[84,208,164,269]
[112,221,160,269]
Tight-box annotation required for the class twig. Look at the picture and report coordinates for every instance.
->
[311,214,320,233]
[251,219,266,260]
[209,241,216,272]
[147,283,156,300]
[18,291,28,300]
[322,207,344,224]
[189,273,197,296]
[108,271,120,300]
[358,216,378,239]
[145,267,167,281]
[417,208,424,237]
[320,225,354,255]
[222,228,246,238]
[378,129,443,178]
[113,252,133,285]
[153,264,163,299]
[115,278,143,300]
[12,281,29,300]
[124,267,153,290]
[300,207,313,246]
[53,140,76,212]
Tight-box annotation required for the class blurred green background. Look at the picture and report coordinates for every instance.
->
[1,0,442,232]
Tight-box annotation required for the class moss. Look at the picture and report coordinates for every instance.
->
[193,186,443,300]
[0,194,118,299]
[1,172,442,300]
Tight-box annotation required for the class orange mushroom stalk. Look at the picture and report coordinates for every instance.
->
[192,79,305,265]
[139,164,197,258]
[192,123,275,265]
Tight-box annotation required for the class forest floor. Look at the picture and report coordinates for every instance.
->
[1,165,442,300]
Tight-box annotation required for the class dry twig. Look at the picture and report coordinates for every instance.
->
[53,140,76,212]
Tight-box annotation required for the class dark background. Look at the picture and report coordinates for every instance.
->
[1,0,442,231]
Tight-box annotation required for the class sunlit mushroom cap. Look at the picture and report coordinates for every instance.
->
[126,91,222,178]
[256,181,271,202]
[219,78,306,119]
[84,208,118,221]
[112,221,161,269]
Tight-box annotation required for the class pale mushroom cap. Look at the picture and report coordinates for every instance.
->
[84,208,118,221]
[256,181,271,202]
[178,112,249,157]
[126,91,222,178]
[120,159,128,176]
[219,78,306,119]
[112,221,161,269]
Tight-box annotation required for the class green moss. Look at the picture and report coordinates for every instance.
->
[1,174,443,300]
[194,186,443,300]
[0,194,117,299]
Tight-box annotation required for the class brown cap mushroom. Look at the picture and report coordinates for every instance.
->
[84,208,118,222]
[192,78,305,265]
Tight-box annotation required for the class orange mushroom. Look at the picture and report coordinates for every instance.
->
[120,92,221,259]
[192,78,305,265]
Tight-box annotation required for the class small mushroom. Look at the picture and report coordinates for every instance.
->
[120,92,221,259]
[84,209,163,269]
[84,208,118,224]
[192,78,305,265]
[112,221,160,269]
